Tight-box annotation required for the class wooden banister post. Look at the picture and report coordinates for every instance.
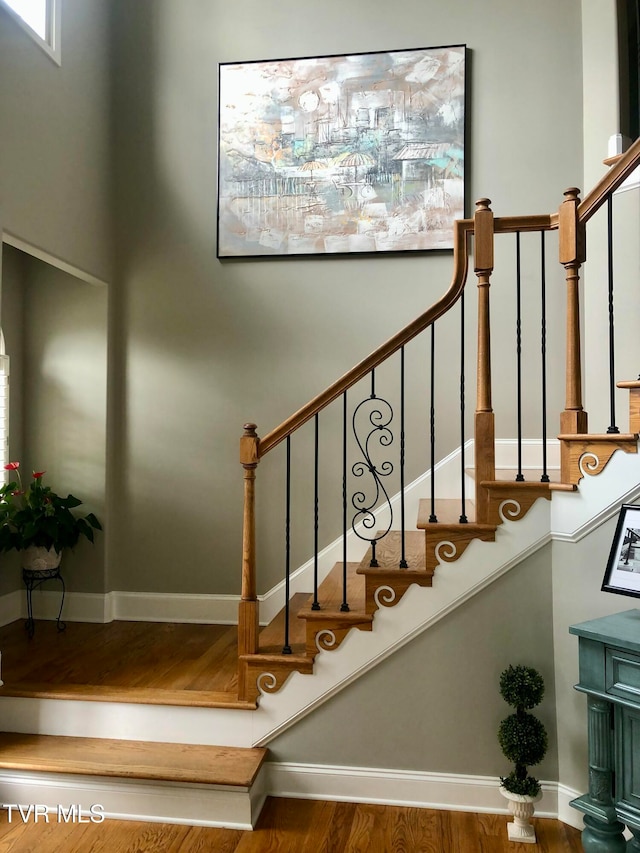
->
[238,423,260,659]
[474,198,495,523]
[558,188,588,479]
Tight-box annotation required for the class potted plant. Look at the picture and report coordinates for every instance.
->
[498,664,548,844]
[0,462,102,571]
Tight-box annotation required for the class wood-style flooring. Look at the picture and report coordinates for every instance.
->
[0,618,245,706]
[0,797,584,851]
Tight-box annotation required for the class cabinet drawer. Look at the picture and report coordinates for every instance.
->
[606,648,640,700]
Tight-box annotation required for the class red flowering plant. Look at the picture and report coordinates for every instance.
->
[0,462,101,555]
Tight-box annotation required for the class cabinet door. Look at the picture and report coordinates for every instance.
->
[616,704,640,819]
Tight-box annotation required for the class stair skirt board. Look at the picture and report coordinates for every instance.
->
[265,762,583,832]
[0,439,562,630]
[0,767,267,829]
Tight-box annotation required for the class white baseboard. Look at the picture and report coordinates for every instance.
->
[0,590,240,627]
[266,761,568,819]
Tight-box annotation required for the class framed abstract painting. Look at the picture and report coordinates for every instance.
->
[217,44,467,258]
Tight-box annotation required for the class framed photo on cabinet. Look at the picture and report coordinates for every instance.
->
[602,504,640,598]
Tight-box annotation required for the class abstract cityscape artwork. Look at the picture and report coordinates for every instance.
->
[217,45,466,257]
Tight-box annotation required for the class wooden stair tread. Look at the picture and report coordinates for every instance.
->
[298,561,365,616]
[481,478,576,494]
[416,499,496,532]
[557,432,638,440]
[0,684,256,709]
[416,498,477,526]
[354,530,426,574]
[0,731,267,787]
[258,592,308,651]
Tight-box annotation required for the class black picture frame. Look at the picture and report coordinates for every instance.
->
[217,44,467,258]
[602,504,640,598]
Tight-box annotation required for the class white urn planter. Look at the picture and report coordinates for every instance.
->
[20,545,62,573]
[500,787,542,844]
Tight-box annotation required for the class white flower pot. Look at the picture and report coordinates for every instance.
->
[21,545,62,573]
[500,787,542,844]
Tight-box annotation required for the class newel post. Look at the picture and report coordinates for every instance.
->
[238,423,260,658]
[474,198,495,523]
[559,187,588,444]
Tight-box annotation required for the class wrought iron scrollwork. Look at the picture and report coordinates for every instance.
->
[351,390,394,567]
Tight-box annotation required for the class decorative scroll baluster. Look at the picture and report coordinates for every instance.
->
[515,231,524,482]
[341,391,349,612]
[399,347,407,568]
[459,290,468,524]
[312,413,320,610]
[607,196,619,434]
[559,187,588,482]
[351,370,394,567]
[474,198,495,523]
[540,232,550,483]
[282,435,292,654]
[239,423,260,660]
[429,324,438,523]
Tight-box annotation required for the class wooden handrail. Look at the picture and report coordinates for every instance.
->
[258,217,474,457]
[257,138,639,459]
[578,135,640,224]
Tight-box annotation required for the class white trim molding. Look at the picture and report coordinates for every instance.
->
[265,761,576,822]
[2,232,108,288]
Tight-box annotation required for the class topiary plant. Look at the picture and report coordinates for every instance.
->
[498,664,548,797]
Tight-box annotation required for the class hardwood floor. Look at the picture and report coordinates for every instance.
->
[0,798,584,851]
[0,618,243,704]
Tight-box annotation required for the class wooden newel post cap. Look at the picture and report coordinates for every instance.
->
[562,187,581,202]
[240,423,259,466]
[475,198,492,212]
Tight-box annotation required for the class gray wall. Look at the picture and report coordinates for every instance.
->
[0,0,113,282]
[22,257,107,593]
[271,546,558,781]
[109,0,583,595]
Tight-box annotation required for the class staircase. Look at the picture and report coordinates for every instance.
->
[236,138,640,708]
[0,139,638,831]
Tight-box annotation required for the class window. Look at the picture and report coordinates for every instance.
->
[0,0,60,64]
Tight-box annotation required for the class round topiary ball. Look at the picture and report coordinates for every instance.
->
[498,712,548,768]
[499,665,545,710]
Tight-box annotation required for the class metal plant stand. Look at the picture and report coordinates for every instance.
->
[22,567,66,638]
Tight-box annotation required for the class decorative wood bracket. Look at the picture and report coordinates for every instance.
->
[422,523,497,573]
[480,481,553,526]
[557,434,638,486]
[238,654,313,705]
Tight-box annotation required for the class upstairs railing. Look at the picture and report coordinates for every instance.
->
[238,137,640,660]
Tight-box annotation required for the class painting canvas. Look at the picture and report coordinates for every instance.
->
[217,45,466,258]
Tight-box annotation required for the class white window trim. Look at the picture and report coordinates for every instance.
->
[0,0,61,66]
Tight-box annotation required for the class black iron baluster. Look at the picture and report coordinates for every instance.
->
[341,391,349,612]
[459,291,468,523]
[351,369,394,568]
[429,323,438,523]
[607,196,619,434]
[312,413,320,610]
[282,435,292,654]
[399,347,408,568]
[540,232,550,483]
[515,231,524,481]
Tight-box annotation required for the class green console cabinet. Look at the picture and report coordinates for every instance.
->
[570,609,640,852]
